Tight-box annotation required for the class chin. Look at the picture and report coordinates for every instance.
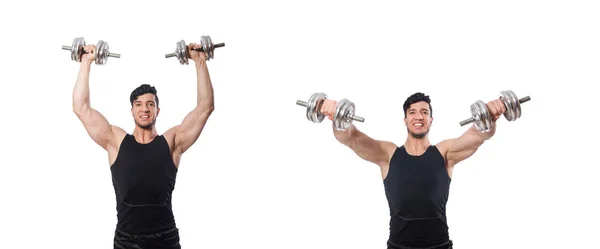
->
[407,128,429,139]
[135,121,154,130]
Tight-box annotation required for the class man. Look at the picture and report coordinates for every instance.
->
[72,43,215,249]
[319,92,507,249]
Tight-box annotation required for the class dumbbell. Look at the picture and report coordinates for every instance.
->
[296,92,365,131]
[62,37,120,65]
[459,90,531,132]
[165,35,225,64]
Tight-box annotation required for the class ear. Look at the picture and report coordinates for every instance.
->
[156,107,161,116]
[403,116,408,126]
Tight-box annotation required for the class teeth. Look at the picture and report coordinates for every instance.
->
[415,124,422,127]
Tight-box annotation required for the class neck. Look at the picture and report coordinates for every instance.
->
[404,136,431,155]
[132,127,158,144]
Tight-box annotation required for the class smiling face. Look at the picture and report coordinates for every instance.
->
[131,93,160,130]
[404,101,432,139]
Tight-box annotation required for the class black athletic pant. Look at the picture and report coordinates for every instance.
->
[114,227,181,249]
[387,240,453,249]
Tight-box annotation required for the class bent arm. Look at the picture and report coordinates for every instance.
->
[334,124,396,167]
[442,124,496,167]
[72,63,120,150]
[172,60,215,154]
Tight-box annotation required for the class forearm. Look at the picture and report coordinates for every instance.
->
[474,122,497,141]
[469,125,490,144]
[72,63,92,113]
[194,61,214,112]
[333,124,358,146]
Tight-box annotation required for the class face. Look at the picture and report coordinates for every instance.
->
[131,93,159,130]
[404,101,432,139]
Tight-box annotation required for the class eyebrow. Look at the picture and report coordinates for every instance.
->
[134,100,155,104]
[408,108,428,111]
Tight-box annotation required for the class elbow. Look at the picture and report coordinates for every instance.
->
[72,99,90,116]
[196,102,214,115]
[204,104,215,114]
[72,104,86,117]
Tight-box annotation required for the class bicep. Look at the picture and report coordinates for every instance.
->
[174,109,212,153]
[75,107,116,150]
[347,131,395,167]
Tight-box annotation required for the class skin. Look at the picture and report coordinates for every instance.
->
[72,43,214,168]
[320,98,506,179]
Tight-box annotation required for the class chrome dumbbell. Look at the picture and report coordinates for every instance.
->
[459,90,531,132]
[62,37,120,65]
[165,35,225,64]
[296,92,365,131]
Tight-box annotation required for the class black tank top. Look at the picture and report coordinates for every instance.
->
[383,145,451,248]
[110,134,178,234]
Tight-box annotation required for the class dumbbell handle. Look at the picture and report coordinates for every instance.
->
[459,96,531,126]
[61,46,121,58]
[296,100,365,122]
[165,43,226,58]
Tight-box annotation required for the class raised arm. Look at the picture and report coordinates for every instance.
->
[318,99,396,167]
[439,99,507,167]
[72,45,123,151]
[333,124,397,167]
[170,43,215,154]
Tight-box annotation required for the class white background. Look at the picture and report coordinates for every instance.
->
[1,0,599,248]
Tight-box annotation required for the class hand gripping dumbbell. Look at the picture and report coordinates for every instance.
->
[165,35,225,64]
[459,90,531,132]
[62,37,120,65]
[296,92,365,131]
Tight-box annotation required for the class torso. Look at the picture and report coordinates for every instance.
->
[380,142,453,180]
[382,145,452,247]
[107,128,182,168]
[106,127,182,234]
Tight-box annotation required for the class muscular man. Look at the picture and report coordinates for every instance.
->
[72,43,214,249]
[320,92,507,249]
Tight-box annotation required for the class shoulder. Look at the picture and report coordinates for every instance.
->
[380,141,399,155]
[434,139,455,159]
[162,125,181,153]
[435,139,454,153]
[109,126,127,146]
[163,125,180,142]
[110,125,127,137]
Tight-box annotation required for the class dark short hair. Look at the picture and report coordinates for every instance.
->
[130,84,159,107]
[403,92,431,118]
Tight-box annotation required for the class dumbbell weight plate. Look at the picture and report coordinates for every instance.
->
[333,99,355,130]
[471,100,492,132]
[306,92,328,123]
[71,37,85,62]
[201,36,214,60]
[500,90,521,121]
[96,40,108,65]
[176,40,189,65]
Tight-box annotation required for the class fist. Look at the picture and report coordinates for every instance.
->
[486,99,506,122]
[81,44,96,64]
[320,99,338,121]
[188,43,207,62]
